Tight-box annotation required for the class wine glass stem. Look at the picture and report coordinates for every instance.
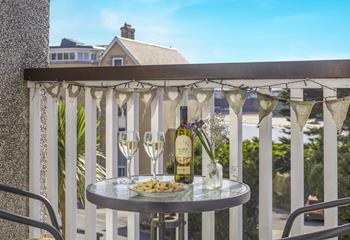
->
[127,157,132,179]
[152,158,157,179]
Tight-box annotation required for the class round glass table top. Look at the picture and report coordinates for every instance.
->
[86,175,250,213]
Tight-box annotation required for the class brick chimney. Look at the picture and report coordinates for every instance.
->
[120,23,135,39]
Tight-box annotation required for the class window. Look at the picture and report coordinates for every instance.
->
[78,52,90,60]
[83,52,89,60]
[63,53,69,60]
[57,53,63,60]
[91,53,97,61]
[112,57,124,66]
[69,52,75,60]
[51,53,56,60]
[77,52,83,60]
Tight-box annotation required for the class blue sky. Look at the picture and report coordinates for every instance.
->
[50,0,350,63]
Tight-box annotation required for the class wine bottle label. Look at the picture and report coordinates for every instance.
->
[176,166,190,175]
[175,135,192,164]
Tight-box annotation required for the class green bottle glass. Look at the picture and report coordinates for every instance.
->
[174,106,194,184]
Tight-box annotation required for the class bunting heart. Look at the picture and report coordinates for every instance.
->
[224,89,247,115]
[325,97,350,131]
[290,100,315,130]
[91,88,106,115]
[68,85,81,98]
[192,89,214,118]
[192,89,213,104]
[115,90,131,116]
[43,83,61,98]
[257,92,278,123]
[165,87,183,107]
[140,89,157,119]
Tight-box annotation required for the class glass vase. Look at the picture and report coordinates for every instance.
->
[205,160,223,189]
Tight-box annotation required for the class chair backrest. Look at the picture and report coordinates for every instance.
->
[0,184,64,240]
[281,197,350,240]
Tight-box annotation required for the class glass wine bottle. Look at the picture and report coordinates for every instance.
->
[174,106,194,184]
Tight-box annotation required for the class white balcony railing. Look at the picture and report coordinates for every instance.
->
[26,64,350,240]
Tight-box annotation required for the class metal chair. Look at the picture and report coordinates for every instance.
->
[281,197,350,240]
[0,184,63,240]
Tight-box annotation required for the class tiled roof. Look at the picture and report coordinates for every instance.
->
[116,37,188,65]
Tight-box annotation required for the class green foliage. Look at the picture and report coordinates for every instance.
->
[57,99,106,234]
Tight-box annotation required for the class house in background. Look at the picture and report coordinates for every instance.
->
[49,23,189,175]
[49,23,187,67]
[49,38,105,67]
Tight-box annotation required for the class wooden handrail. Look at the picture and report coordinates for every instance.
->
[24,59,350,81]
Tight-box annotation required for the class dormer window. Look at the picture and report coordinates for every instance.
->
[112,57,124,66]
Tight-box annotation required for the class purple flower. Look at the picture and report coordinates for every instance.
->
[196,119,204,127]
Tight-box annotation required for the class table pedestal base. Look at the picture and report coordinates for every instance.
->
[150,213,186,240]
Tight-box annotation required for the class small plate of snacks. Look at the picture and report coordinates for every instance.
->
[129,180,189,198]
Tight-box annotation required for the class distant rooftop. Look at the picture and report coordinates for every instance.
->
[115,36,188,65]
[50,38,105,50]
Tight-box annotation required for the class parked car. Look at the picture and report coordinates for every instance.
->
[304,195,324,222]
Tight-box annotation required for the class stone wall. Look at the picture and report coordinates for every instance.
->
[0,0,49,239]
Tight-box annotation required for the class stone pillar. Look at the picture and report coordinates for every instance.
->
[0,1,49,239]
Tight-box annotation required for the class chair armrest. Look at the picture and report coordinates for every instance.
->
[0,184,60,231]
[282,223,350,240]
[282,197,350,238]
[0,209,63,240]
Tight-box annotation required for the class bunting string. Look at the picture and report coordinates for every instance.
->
[32,78,350,130]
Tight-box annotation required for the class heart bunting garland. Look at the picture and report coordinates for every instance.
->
[164,87,183,107]
[115,90,131,116]
[43,83,61,98]
[325,96,350,131]
[140,89,157,119]
[192,89,214,118]
[224,89,247,115]
[289,100,315,130]
[68,85,82,103]
[257,92,278,124]
[90,88,106,115]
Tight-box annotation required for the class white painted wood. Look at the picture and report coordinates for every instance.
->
[29,86,41,239]
[127,93,140,240]
[258,88,273,240]
[106,88,119,240]
[175,89,189,240]
[201,94,215,240]
[84,88,97,240]
[323,88,338,239]
[151,88,164,174]
[290,89,304,236]
[46,93,59,222]
[65,86,78,240]
[229,106,243,240]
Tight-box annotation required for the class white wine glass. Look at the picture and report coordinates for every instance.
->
[118,131,140,184]
[143,131,165,181]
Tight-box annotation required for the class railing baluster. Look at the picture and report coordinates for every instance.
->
[105,88,119,239]
[127,93,140,240]
[290,89,304,235]
[323,87,338,240]
[201,94,215,240]
[259,88,273,240]
[47,92,59,221]
[229,104,243,240]
[176,89,189,240]
[85,88,97,240]
[65,85,78,240]
[151,88,164,174]
[29,86,41,239]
